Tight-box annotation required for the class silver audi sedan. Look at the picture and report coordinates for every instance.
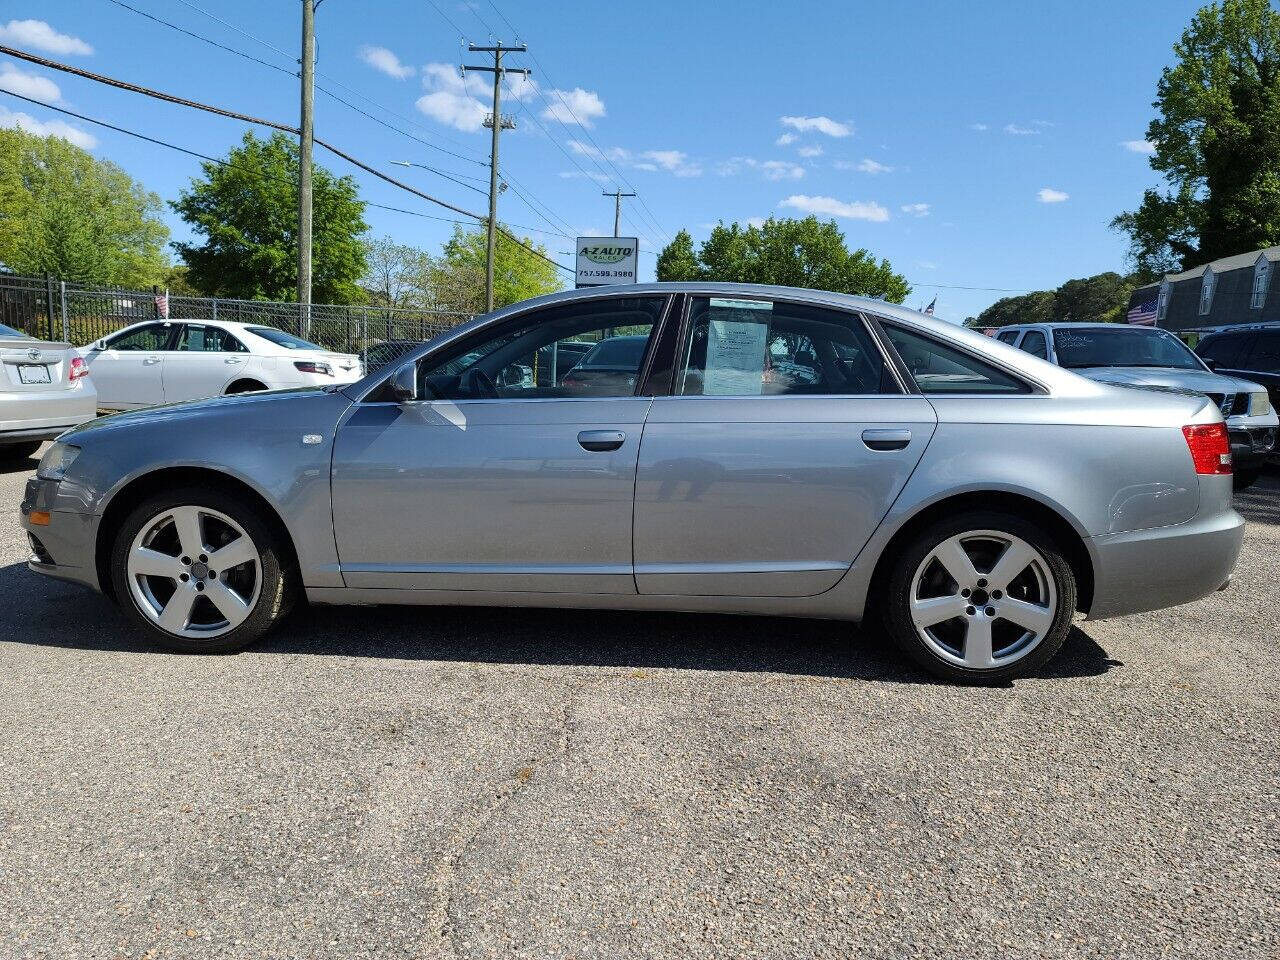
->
[20,284,1244,683]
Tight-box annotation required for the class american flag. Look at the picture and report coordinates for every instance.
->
[154,291,169,319]
[1126,298,1157,325]
[923,296,937,316]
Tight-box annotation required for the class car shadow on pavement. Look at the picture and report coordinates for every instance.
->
[0,561,1119,685]
[1234,467,1280,526]
[0,454,38,475]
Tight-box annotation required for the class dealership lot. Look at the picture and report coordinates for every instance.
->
[0,451,1276,959]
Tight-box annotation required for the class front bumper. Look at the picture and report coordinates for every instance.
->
[1085,506,1245,620]
[1227,426,1277,468]
[19,476,100,591]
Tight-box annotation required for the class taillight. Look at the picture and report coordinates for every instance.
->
[294,360,332,376]
[1182,423,1232,475]
[69,356,89,381]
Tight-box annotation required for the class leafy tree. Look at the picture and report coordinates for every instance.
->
[656,217,910,302]
[974,272,1137,327]
[428,225,562,314]
[361,236,432,308]
[1113,0,1280,273]
[655,228,702,281]
[172,132,368,303]
[0,126,169,285]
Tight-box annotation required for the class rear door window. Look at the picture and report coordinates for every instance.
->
[1018,330,1048,359]
[675,296,899,396]
[176,324,247,352]
[882,325,1030,394]
[1246,330,1280,374]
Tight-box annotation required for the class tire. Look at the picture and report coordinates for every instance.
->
[882,510,1077,684]
[110,487,295,653]
[1233,468,1262,490]
[0,441,42,462]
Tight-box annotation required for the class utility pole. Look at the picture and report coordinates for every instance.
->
[602,189,636,237]
[462,43,529,312]
[297,0,316,337]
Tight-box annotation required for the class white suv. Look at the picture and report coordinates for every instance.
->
[80,320,362,410]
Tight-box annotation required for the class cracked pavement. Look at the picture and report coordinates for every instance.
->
[1,451,1277,959]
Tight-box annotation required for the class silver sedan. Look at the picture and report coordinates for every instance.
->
[20,284,1244,683]
[1,322,97,462]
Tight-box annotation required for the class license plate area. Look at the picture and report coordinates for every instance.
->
[17,364,51,384]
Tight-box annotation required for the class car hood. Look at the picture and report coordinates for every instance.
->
[60,385,339,440]
[1072,366,1264,395]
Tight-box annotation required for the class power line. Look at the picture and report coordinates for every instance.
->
[0,48,571,275]
[172,0,294,62]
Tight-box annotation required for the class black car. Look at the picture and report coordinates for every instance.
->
[1196,324,1280,463]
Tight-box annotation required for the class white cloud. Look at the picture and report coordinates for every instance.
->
[853,158,892,174]
[780,194,889,222]
[559,170,610,183]
[0,104,95,149]
[0,63,60,103]
[1004,123,1040,135]
[0,19,91,56]
[1121,139,1156,154]
[775,132,796,146]
[917,260,938,270]
[359,45,415,79]
[541,87,606,127]
[567,139,630,163]
[415,63,487,131]
[901,202,931,217]
[762,160,804,180]
[1037,187,1069,203]
[970,123,989,131]
[746,217,767,229]
[640,149,700,177]
[797,144,823,158]
[780,115,852,138]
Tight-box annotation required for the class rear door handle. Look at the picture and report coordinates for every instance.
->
[862,428,911,451]
[142,357,161,365]
[225,357,244,364]
[577,429,625,452]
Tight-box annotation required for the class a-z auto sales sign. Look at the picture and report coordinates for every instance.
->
[575,237,639,287]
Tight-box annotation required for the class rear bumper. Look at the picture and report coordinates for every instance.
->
[0,386,97,444]
[1085,507,1244,620]
[19,476,101,592]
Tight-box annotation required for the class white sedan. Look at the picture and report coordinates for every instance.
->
[80,320,362,410]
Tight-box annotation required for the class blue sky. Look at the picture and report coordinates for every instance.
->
[0,0,1209,319]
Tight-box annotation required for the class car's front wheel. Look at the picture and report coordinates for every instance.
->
[883,511,1077,684]
[110,488,295,653]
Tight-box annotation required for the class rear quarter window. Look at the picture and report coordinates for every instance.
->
[883,324,1030,395]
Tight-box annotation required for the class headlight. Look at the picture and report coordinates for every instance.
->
[36,442,80,482]
[1249,390,1272,417]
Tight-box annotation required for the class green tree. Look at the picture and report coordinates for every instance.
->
[172,131,368,303]
[1113,0,1280,273]
[974,272,1137,328]
[361,236,432,308]
[428,225,562,314]
[655,228,702,281]
[656,217,910,302]
[0,126,169,285]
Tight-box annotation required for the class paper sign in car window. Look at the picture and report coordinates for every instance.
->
[703,298,772,395]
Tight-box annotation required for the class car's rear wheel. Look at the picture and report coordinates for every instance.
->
[1,441,42,462]
[883,511,1077,684]
[110,488,294,653]
[1233,468,1262,490]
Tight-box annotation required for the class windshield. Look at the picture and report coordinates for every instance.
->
[581,336,647,367]
[1052,328,1203,370]
[246,326,324,351]
[0,322,30,338]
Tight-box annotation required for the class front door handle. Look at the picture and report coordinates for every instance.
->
[578,429,625,452]
[225,357,244,364]
[862,428,911,451]
[142,357,161,365]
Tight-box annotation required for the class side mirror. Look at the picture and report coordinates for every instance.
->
[390,362,418,402]
[94,340,106,351]
[1202,357,1217,371]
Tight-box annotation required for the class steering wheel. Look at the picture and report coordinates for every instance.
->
[460,366,499,398]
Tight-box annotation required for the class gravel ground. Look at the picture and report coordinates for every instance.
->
[0,447,1277,960]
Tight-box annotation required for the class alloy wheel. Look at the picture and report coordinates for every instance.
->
[908,529,1058,670]
[125,505,262,639]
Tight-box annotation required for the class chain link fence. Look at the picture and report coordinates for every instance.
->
[0,272,473,373]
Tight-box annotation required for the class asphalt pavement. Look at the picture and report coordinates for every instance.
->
[0,447,1276,959]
